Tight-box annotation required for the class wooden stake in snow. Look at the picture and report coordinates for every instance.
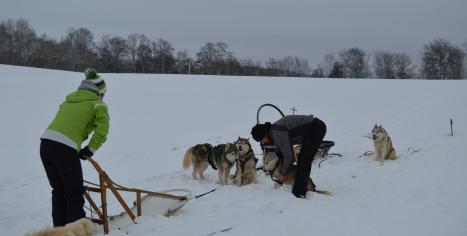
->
[450,118,454,136]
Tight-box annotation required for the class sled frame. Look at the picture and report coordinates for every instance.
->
[83,157,188,234]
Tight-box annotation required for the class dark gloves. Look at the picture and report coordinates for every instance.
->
[79,146,94,160]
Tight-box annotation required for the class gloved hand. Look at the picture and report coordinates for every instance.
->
[79,154,90,161]
[277,175,287,184]
[79,146,93,161]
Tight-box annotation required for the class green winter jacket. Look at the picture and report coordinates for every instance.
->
[41,86,110,153]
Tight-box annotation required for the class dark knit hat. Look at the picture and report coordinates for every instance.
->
[251,122,271,142]
[84,68,106,95]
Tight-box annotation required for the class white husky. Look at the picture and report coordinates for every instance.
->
[371,125,397,162]
[26,218,94,236]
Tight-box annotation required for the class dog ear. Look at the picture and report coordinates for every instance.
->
[374,124,377,128]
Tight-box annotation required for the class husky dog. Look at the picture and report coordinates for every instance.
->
[183,143,213,180]
[26,218,94,236]
[371,125,397,162]
[183,143,238,184]
[211,143,238,184]
[262,152,316,191]
[232,137,258,185]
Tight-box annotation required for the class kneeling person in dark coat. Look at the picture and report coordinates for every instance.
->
[251,114,326,198]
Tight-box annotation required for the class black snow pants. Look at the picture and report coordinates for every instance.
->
[40,139,85,227]
[292,118,327,198]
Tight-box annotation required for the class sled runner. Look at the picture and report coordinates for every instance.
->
[83,157,192,234]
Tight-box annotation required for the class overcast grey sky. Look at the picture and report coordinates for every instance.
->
[2,0,467,65]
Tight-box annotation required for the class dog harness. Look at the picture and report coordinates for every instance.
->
[238,152,258,173]
[208,145,224,170]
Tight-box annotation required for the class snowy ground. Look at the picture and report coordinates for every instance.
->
[1,64,466,236]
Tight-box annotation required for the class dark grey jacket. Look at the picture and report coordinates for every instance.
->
[270,115,315,175]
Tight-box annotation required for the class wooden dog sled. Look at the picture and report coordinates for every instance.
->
[83,157,192,234]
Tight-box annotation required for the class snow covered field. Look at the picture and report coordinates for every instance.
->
[1,64,466,236]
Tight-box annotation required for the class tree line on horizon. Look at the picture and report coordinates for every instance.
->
[1,18,466,79]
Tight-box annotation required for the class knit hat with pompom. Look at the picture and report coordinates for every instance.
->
[84,68,106,95]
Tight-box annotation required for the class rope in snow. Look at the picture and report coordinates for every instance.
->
[190,170,262,200]
[318,153,343,168]
[408,146,422,154]
[194,186,223,199]
[206,226,234,236]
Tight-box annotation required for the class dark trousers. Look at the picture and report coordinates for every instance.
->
[292,118,327,197]
[40,139,85,227]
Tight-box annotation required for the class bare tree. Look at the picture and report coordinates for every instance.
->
[264,56,310,77]
[239,59,262,76]
[62,27,95,71]
[421,39,465,80]
[152,38,175,73]
[135,35,152,73]
[311,65,325,78]
[30,35,64,69]
[373,51,396,79]
[196,41,234,75]
[109,36,128,72]
[329,61,344,78]
[265,58,283,76]
[464,40,467,79]
[292,56,311,76]
[320,53,336,77]
[339,48,370,78]
[394,53,416,79]
[96,36,112,72]
[175,50,190,74]
[0,20,15,64]
[12,18,37,65]
[97,35,128,72]
[126,33,141,72]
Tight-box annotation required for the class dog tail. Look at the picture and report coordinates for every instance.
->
[183,147,193,170]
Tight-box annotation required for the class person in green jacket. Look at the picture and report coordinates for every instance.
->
[40,68,110,227]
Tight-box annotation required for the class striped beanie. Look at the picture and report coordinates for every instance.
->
[84,68,106,95]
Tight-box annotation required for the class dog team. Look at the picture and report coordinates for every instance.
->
[184,122,397,191]
[183,137,258,186]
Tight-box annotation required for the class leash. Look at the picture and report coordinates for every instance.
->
[318,152,343,168]
[191,165,260,200]
[194,186,224,199]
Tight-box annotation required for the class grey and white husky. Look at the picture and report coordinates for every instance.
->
[371,125,397,162]
[232,137,258,185]
[183,143,238,184]
[211,143,238,184]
